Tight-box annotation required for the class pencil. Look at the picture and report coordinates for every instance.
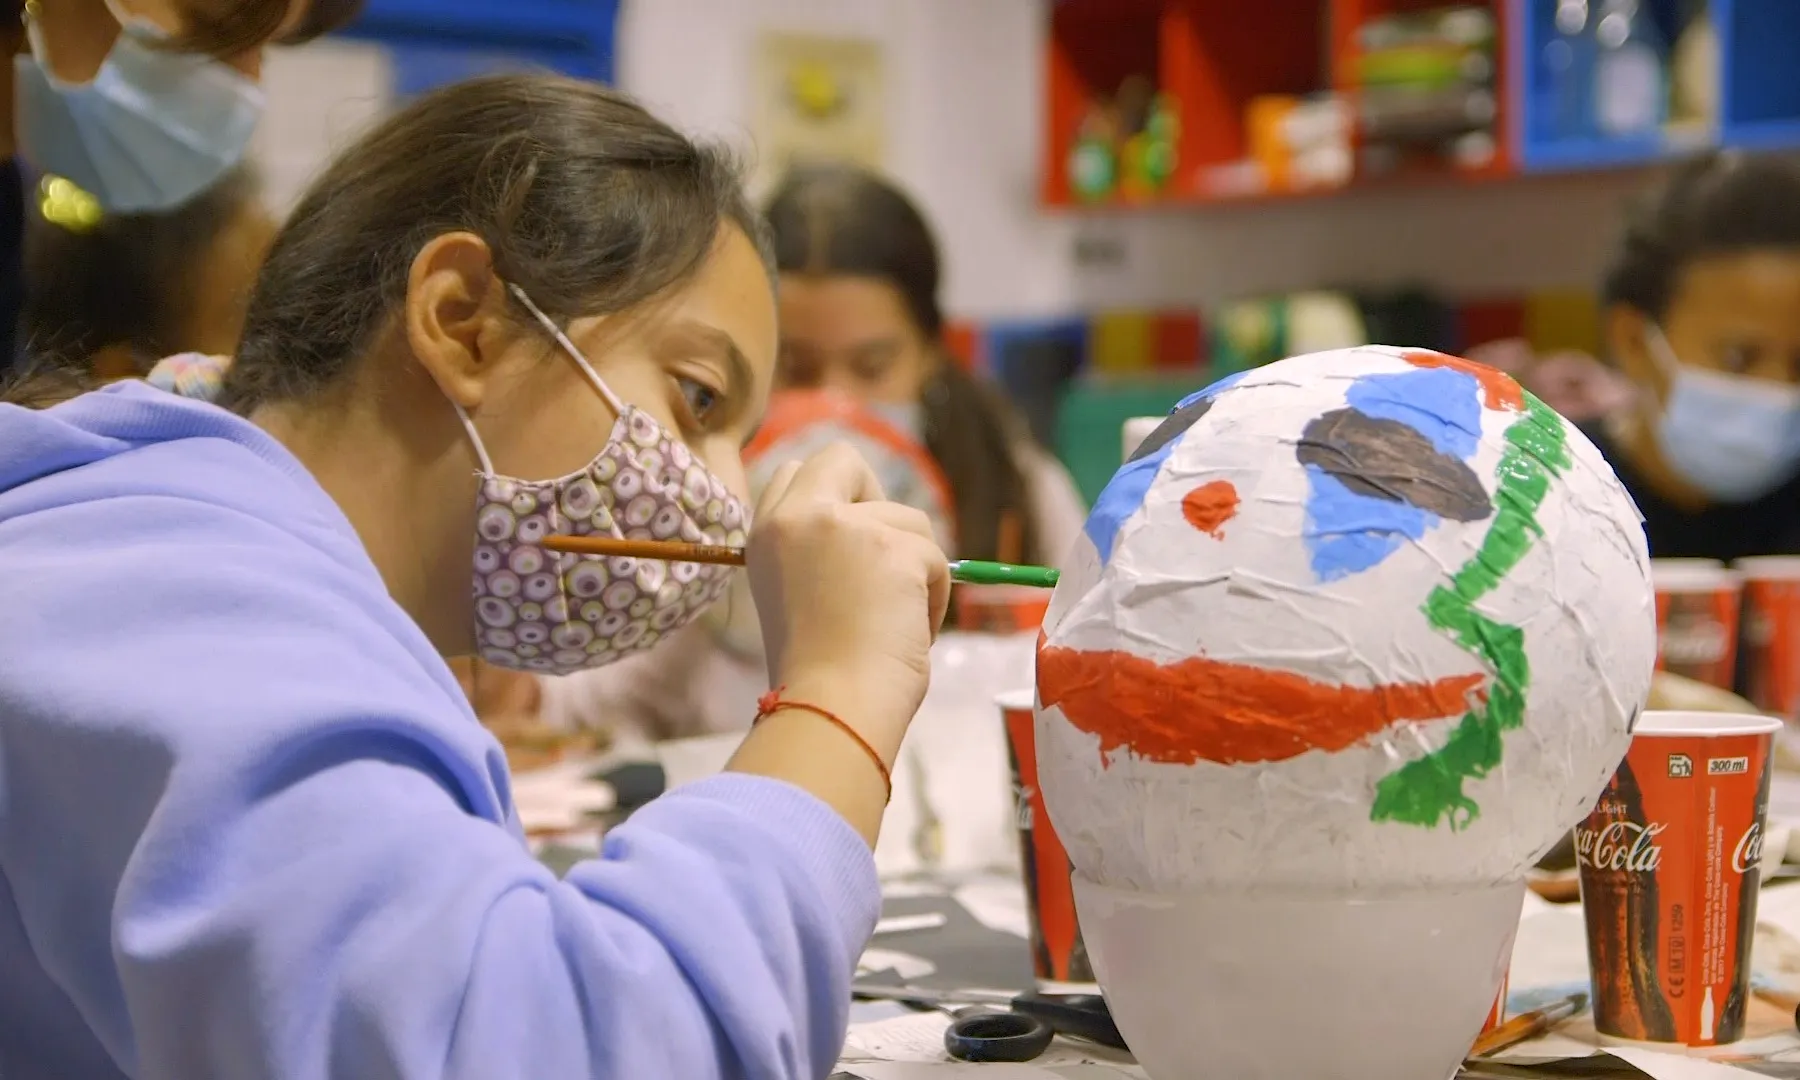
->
[540,535,1061,589]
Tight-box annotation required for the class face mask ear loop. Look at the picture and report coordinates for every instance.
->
[507,284,628,419]
[1644,323,1683,379]
[451,402,496,475]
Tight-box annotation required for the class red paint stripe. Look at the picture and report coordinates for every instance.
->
[1037,645,1486,766]
[1402,349,1525,411]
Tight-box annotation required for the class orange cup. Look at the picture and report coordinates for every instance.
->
[1653,560,1742,692]
[957,584,1052,635]
[996,689,1091,984]
[1736,557,1800,719]
[1576,711,1779,1048]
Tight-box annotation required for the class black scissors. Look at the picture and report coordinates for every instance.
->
[851,984,1126,1062]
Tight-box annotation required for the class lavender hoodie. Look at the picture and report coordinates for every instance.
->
[0,382,877,1080]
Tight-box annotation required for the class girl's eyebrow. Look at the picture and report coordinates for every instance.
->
[665,318,763,445]
[668,319,754,406]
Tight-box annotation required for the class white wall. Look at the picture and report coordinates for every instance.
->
[618,0,1653,320]
[252,0,1658,322]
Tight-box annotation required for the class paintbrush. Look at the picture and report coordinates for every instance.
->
[1467,992,1588,1058]
[540,535,1061,588]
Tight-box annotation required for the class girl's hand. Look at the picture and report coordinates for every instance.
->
[745,441,951,765]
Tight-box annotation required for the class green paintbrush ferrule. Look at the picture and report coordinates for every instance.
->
[948,561,1061,589]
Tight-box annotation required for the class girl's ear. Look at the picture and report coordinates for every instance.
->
[403,231,504,411]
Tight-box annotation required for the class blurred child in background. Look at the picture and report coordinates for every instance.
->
[1587,153,1800,561]
[20,166,274,386]
[763,164,1085,577]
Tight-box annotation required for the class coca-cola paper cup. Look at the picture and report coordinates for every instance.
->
[1478,973,1508,1039]
[1736,557,1800,720]
[958,586,1052,635]
[1576,710,1780,1048]
[1653,560,1741,692]
[997,689,1092,984]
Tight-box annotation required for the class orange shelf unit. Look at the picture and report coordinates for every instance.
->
[1043,0,1520,208]
[1331,0,1514,182]
[1043,0,1326,206]
[1041,0,1164,206]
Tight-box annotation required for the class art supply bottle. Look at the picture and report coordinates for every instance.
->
[1068,107,1118,203]
[1670,0,1718,130]
[1592,0,1668,138]
[1542,0,1597,142]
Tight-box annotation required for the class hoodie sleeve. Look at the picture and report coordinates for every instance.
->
[0,508,879,1080]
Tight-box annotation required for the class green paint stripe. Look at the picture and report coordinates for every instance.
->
[1370,394,1571,829]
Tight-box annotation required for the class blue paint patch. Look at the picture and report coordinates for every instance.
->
[1171,369,1251,413]
[1085,432,1180,564]
[1302,465,1433,581]
[1344,368,1482,460]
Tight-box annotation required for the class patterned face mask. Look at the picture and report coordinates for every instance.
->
[453,286,751,675]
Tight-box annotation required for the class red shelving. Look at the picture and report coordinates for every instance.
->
[1043,0,1517,207]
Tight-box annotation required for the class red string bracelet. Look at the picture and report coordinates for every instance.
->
[755,687,893,803]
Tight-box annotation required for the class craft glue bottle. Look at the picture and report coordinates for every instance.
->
[1593,0,1668,138]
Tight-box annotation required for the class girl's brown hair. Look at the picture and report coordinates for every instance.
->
[222,73,770,413]
[171,0,364,56]
[762,164,1044,566]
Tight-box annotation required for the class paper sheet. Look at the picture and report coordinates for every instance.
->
[951,878,1032,941]
[1609,1047,1774,1080]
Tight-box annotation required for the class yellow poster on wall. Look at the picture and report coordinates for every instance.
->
[751,32,885,193]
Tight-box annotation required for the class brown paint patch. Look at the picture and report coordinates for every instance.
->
[1402,350,1524,411]
[1181,480,1239,538]
[1297,408,1494,521]
[1037,644,1486,766]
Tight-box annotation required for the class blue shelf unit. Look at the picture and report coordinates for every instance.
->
[1513,0,1800,172]
[337,0,619,95]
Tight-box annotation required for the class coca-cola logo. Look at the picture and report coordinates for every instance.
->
[1013,782,1036,832]
[1576,820,1666,872]
[1733,822,1764,875]
[1662,621,1729,666]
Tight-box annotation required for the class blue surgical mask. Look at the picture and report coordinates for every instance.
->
[15,2,265,213]
[1648,326,1800,502]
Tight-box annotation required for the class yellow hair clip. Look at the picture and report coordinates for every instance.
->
[38,176,105,233]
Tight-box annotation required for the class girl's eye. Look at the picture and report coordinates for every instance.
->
[678,376,723,425]
[1719,344,1756,374]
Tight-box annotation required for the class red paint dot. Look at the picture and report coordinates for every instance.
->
[1182,480,1239,539]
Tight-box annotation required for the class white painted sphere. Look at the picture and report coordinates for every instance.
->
[1036,346,1655,893]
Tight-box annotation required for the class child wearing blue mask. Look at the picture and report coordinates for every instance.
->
[0,74,948,1080]
[1590,153,1800,561]
[1,0,360,375]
